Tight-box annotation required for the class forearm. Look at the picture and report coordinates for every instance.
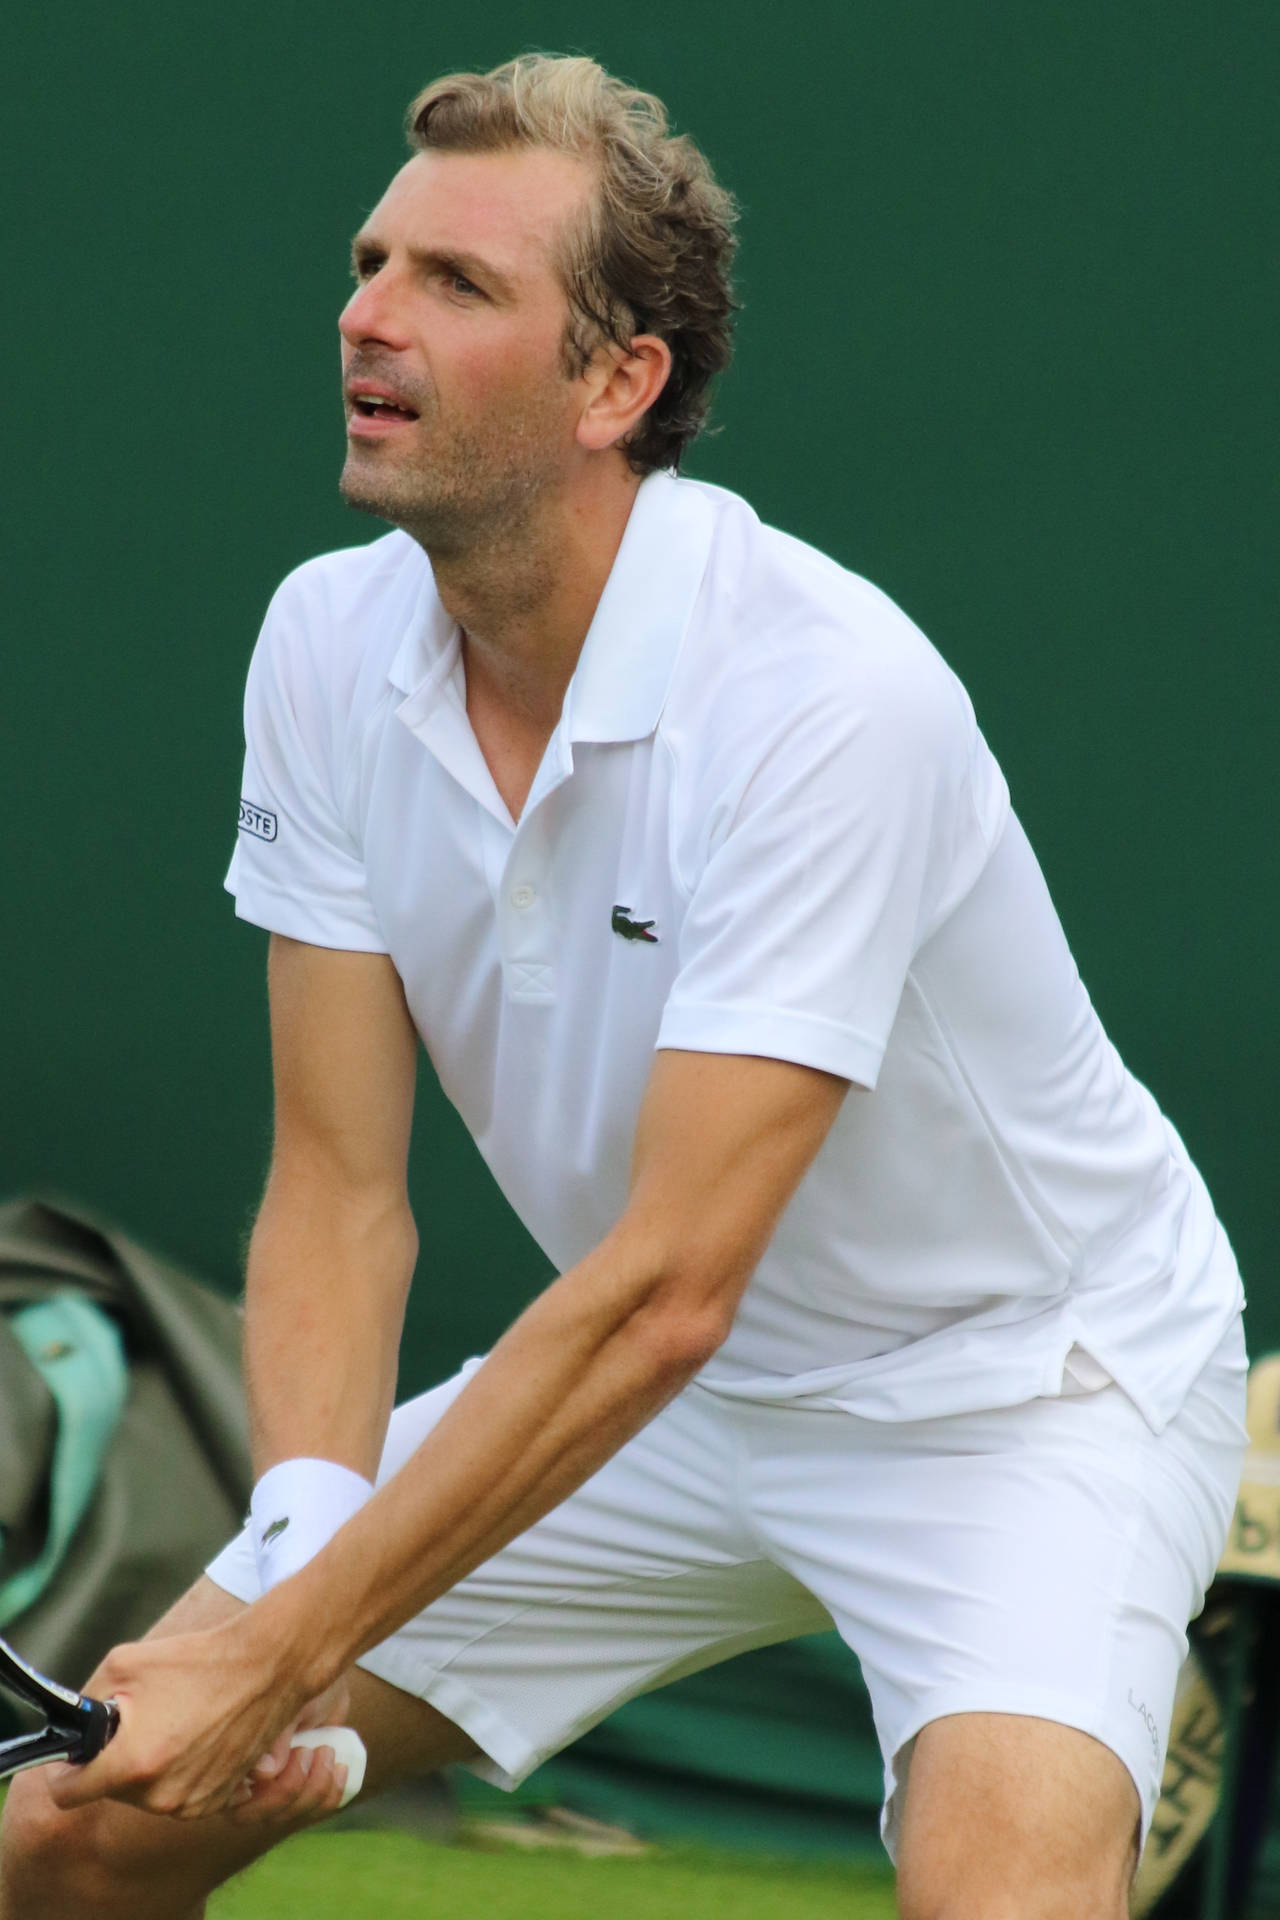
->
[244,1167,418,1481]
[260,1224,721,1696]
[51,1054,844,1825]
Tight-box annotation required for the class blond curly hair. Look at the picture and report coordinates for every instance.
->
[407,54,739,473]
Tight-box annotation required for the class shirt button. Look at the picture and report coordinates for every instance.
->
[511,883,536,909]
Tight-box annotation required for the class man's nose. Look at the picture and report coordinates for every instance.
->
[339,271,410,349]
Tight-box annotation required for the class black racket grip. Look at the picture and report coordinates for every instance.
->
[71,1694,120,1765]
[0,1696,119,1781]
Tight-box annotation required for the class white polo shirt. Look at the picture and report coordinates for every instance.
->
[227,472,1242,1432]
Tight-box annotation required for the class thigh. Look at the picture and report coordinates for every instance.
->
[894,1712,1139,1920]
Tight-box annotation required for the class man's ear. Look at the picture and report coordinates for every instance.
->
[575,335,673,454]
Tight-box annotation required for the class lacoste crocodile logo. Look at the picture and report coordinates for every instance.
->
[612,904,659,944]
[262,1517,290,1547]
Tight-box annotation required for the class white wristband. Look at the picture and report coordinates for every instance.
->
[250,1458,375,1592]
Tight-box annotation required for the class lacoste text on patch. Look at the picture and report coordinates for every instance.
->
[239,799,278,842]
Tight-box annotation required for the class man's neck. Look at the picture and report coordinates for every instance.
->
[429,461,644,734]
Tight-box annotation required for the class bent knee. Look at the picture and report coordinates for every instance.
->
[899,1888,1125,1920]
[4,1770,77,1861]
[896,1820,1134,1920]
[3,1770,146,1897]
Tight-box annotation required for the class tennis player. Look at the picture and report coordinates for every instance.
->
[0,54,1247,1920]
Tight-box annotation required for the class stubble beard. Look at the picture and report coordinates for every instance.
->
[340,382,575,564]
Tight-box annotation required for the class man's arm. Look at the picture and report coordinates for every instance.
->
[50,1043,846,1818]
[290,1045,849,1664]
[245,933,420,1483]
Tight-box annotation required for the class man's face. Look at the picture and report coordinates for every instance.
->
[338,146,598,549]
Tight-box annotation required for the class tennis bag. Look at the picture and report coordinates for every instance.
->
[0,1196,250,1702]
[1131,1353,1280,1919]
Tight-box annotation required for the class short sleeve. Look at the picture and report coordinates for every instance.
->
[657,647,1008,1089]
[225,575,388,951]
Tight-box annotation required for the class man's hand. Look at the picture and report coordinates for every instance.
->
[43,1611,343,1824]
[227,1672,354,1824]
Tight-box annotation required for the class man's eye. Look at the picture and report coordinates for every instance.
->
[352,256,383,281]
[449,273,481,297]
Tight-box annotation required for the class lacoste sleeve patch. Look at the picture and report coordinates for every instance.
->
[225,585,387,950]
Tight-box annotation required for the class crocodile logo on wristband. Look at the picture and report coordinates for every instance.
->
[261,1516,290,1547]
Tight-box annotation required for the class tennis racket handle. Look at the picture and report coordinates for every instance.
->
[289,1725,366,1807]
[78,1695,120,1764]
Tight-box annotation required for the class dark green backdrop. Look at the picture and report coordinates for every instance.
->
[5,0,1277,1862]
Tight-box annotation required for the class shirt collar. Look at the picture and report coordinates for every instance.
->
[563,470,714,744]
[387,563,458,699]
[385,471,714,742]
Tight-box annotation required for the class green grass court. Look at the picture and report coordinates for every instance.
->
[209,1830,898,1920]
[0,1779,897,1917]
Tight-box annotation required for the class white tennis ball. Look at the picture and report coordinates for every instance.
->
[290,1725,367,1807]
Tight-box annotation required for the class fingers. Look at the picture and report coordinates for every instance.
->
[227,1740,349,1826]
[44,1741,144,1813]
[43,1760,97,1812]
[39,1645,359,1824]
[249,1726,297,1783]
[43,1712,353,1825]
[230,1745,350,1825]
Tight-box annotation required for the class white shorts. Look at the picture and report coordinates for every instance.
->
[208,1318,1247,1856]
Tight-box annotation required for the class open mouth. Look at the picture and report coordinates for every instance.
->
[351,395,419,422]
